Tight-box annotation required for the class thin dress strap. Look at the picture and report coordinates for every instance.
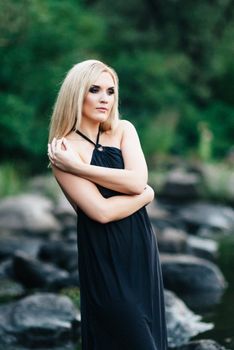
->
[75,128,102,149]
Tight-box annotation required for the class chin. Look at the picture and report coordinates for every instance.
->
[84,112,109,124]
[95,114,109,123]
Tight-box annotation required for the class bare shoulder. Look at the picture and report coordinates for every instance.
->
[117,120,140,143]
[117,119,136,132]
[114,120,138,144]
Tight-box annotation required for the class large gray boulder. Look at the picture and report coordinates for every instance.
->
[165,290,213,347]
[0,235,43,260]
[157,228,188,254]
[28,175,77,230]
[147,201,182,231]
[27,175,61,201]
[160,169,201,200]
[38,240,78,272]
[12,252,69,289]
[186,235,219,261]
[0,194,60,233]
[0,293,80,347]
[178,202,234,234]
[161,254,226,294]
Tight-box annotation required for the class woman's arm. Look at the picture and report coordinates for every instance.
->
[49,120,148,195]
[52,165,154,224]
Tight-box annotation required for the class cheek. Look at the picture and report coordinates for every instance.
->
[109,95,115,107]
[84,95,95,108]
[83,96,96,113]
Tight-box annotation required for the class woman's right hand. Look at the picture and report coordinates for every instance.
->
[48,137,84,172]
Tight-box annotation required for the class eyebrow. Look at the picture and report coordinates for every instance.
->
[91,84,115,89]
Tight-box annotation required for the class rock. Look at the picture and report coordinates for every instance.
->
[0,259,14,278]
[178,202,234,234]
[176,339,228,350]
[180,289,224,312]
[54,192,77,231]
[152,215,185,232]
[27,175,61,201]
[38,240,78,272]
[28,176,77,232]
[0,344,77,350]
[47,269,80,291]
[0,293,80,347]
[203,163,234,204]
[160,169,201,200]
[12,252,69,289]
[0,278,25,302]
[157,228,188,254]
[161,254,227,293]
[165,290,213,347]
[186,236,218,261]
[147,200,185,232]
[0,235,43,260]
[0,194,61,233]
[147,201,171,221]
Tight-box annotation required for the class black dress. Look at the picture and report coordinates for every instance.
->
[76,128,168,350]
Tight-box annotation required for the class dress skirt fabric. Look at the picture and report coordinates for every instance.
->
[76,145,168,350]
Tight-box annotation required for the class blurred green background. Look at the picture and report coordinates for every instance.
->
[0,0,234,192]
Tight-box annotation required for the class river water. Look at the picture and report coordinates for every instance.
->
[191,235,234,349]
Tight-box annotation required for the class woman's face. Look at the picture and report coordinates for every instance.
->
[82,72,115,123]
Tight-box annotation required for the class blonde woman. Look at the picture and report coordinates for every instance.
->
[48,60,168,350]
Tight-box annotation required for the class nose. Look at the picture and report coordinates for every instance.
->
[99,92,109,103]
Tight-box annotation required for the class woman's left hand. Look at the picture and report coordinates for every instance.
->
[48,137,83,172]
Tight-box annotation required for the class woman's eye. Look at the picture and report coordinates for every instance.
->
[89,86,99,93]
[89,86,115,95]
[107,88,114,95]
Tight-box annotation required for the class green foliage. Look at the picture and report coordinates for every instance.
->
[202,103,234,157]
[197,122,213,161]
[0,0,107,172]
[0,162,25,198]
[0,94,34,154]
[141,110,179,156]
[0,0,234,172]
[116,51,191,115]
[202,162,234,203]
[59,286,80,310]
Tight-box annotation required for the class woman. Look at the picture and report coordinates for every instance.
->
[48,59,168,350]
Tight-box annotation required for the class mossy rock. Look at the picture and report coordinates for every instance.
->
[0,278,25,303]
[59,286,80,310]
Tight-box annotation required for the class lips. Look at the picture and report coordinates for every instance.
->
[96,107,108,112]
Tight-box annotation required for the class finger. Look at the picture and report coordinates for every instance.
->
[50,138,55,155]
[62,137,68,150]
[56,138,63,146]
[48,154,54,164]
[56,138,64,152]
[60,137,66,151]
[48,158,54,166]
[47,144,54,160]
[51,138,57,155]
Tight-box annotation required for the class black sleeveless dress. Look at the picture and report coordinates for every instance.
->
[76,128,168,350]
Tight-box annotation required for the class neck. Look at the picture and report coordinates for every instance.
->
[79,119,101,140]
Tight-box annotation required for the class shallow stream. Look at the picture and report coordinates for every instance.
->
[191,235,234,349]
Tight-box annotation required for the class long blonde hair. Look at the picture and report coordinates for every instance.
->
[48,59,119,142]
